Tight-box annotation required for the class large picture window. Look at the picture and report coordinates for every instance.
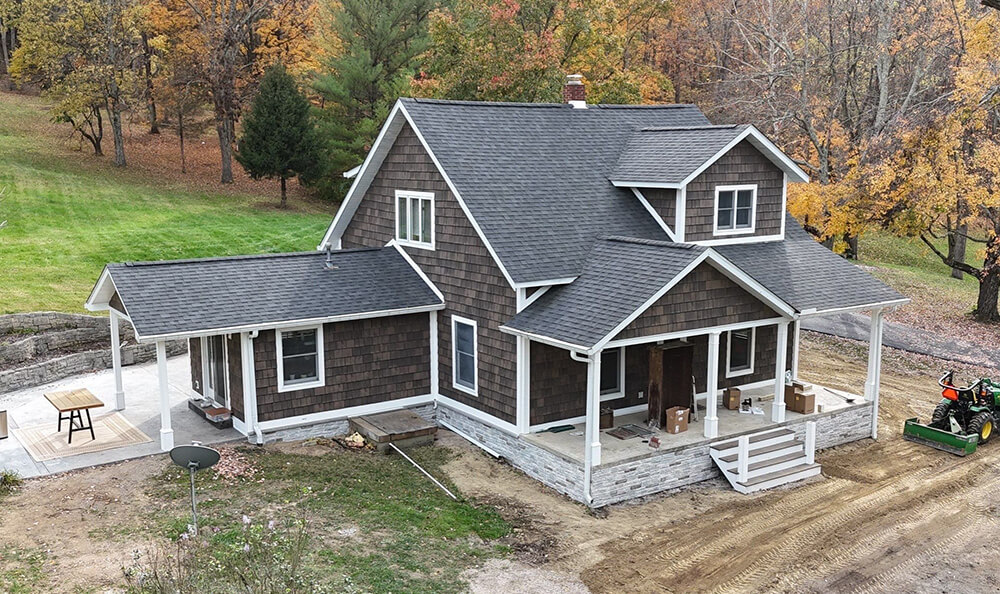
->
[395,190,434,249]
[599,347,625,401]
[276,325,325,392]
[452,316,478,395]
[726,328,755,378]
[715,185,757,235]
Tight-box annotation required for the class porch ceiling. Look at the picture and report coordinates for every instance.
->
[84,246,444,342]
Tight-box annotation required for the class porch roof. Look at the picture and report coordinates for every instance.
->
[501,237,793,352]
[85,245,444,342]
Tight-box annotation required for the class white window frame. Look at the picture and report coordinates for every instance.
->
[394,189,435,250]
[726,327,756,378]
[451,315,478,396]
[599,347,626,402]
[276,324,326,393]
[714,184,757,236]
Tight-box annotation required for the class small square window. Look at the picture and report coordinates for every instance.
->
[277,326,325,392]
[715,186,756,234]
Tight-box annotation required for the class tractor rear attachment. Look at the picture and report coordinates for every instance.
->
[902,418,979,456]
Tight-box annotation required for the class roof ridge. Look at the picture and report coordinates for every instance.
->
[402,97,703,111]
[638,124,744,132]
[114,247,383,268]
[601,236,699,249]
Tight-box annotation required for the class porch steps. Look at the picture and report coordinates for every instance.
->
[709,427,821,494]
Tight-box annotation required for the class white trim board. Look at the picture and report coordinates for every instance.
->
[631,188,676,241]
[436,395,520,435]
[387,240,446,303]
[604,316,787,349]
[797,298,911,319]
[257,394,435,433]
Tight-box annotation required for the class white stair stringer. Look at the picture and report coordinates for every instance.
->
[709,427,822,494]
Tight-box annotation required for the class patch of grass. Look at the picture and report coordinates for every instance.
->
[0,469,23,497]
[0,92,333,314]
[0,546,48,593]
[143,445,511,593]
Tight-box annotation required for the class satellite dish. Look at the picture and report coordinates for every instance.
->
[169,443,220,536]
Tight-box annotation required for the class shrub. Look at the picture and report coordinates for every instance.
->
[0,469,23,496]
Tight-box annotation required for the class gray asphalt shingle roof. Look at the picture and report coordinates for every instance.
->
[400,99,712,283]
[503,237,707,349]
[103,248,443,339]
[715,214,907,313]
[610,125,749,184]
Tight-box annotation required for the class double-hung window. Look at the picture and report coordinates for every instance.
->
[276,325,325,392]
[726,328,755,378]
[395,190,434,249]
[599,347,625,401]
[452,316,478,395]
[715,185,757,234]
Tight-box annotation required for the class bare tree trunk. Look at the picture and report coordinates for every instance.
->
[842,233,859,260]
[948,223,968,279]
[178,111,186,174]
[106,91,127,167]
[280,176,287,208]
[141,33,159,134]
[976,273,1000,322]
[215,114,234,184]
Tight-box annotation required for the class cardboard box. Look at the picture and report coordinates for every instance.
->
[600,407,614,430]
[665,406,690,434]
[790,392,815,414]
[723,387,742,410]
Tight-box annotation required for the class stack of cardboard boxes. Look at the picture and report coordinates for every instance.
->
[786,380,816,414]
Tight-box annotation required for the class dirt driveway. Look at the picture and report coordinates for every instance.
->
[450,335,1000,593]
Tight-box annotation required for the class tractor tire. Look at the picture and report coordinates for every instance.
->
[931,401,953,429]
[969,412,995,445]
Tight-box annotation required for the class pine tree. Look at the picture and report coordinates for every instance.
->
[236,64,321,208]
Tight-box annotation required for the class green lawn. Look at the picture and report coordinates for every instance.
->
[0,93,333,313]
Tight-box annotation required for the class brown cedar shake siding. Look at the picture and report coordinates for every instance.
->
[189,338,203,396]
[226,333,244,422]
[684,140,784,242]
[253,313,431,423]
[643,188,676,231]
[614,262,779,341]
[340,123,518,423]
[529,326,793,425]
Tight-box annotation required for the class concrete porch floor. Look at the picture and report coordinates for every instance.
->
[0,353,241,478]
[522,383,865,466]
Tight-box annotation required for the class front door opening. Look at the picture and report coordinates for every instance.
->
[205,335,228,408]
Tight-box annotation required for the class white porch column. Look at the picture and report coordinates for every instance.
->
[865,309,885,439]
[429,311,439,396]
[790,319,801,379]
[156,340,174,451]
[584,351,602,467]
[515,336,531,433]
[110,310,125,411]
[704,331,721,438]
[772,321,789,422]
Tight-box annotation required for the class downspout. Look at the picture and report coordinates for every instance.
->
[242,329,263,445]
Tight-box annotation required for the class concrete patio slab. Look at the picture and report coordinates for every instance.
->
[0,353,241,478]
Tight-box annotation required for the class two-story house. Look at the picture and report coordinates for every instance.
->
[86,77,907,506]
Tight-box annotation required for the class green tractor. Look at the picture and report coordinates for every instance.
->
[903,371,1000,456]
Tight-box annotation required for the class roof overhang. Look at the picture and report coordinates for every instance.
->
[501,247,797,355]
[609,125,810,188]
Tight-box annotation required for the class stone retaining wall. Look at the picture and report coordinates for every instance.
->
[0,312,184,393]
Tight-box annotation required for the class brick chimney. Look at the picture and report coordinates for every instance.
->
[563,74,586,108]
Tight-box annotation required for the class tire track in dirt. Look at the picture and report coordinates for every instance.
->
[582,442,997,593]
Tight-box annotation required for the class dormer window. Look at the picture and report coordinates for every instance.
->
[395,190,434,249]
[714,185,756,235]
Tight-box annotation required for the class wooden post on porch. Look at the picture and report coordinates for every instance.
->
[110,310,125,411]
[705,331,721,438]
[156,340,174,451]
[865,309,885,439]
[772,321,789,422]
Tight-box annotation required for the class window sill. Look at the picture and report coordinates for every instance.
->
[714,228,756,237]
[725,367,754,379]
[277,378,324,393]
[600,391,625,402]
[397,239,435,251]
[453,382,478,397]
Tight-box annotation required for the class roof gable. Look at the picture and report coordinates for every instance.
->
[321,98,714,285]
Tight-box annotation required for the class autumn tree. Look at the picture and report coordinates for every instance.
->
[0,0,19,83]
[12,0,147,166]
[236,64,321,207]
